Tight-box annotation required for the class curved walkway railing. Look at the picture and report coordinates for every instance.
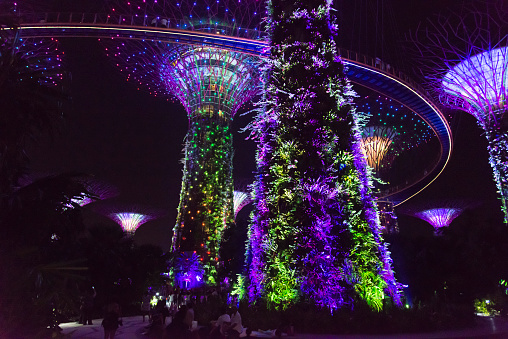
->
[14,12,266,41]
[10,13,452,205]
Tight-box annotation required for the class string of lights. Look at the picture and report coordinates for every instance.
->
[103,0,263,284]
[246,0,401,311]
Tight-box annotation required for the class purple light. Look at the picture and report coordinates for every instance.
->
[109,212,155,234]
[415,208,463,229]
[442,47,508,124]
[441,48,508,222]
[94,203,164,236]
[103,0,263,283]
[401,200,474,236]
[411,5,508,222]
[71,179,118,206]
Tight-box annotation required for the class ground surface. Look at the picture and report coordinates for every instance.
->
[59,315,508,338]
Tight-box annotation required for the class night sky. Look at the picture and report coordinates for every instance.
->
[27,0,505,251]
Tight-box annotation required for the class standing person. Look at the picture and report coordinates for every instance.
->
[102,301,122,339]
[155,298,169,325]
[141,292,151,322]
[227,306,242,338]
[80,286,96,325]
[184,302,194,330]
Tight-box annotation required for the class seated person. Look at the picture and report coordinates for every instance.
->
[227,306,242,339]
[164,305,189,338]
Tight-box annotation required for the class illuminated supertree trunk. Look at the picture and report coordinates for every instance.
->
[408,2,508,222]
[173,109,235,282]
[163,47,258,284]
[247,0,400,310]
[105,1,263,284]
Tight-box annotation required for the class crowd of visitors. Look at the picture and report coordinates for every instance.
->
[137,287,246,339]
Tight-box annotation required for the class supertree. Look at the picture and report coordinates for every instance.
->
[233,190,251,220]
[401,200,473,236]
[246,0,400,310]
[408,1,508,222]
[94,203,164,236]
[358,95,434,175]
[20,173,118,208]
[71,177,118,207]
[357,94,435,233]
[103,0,263,284]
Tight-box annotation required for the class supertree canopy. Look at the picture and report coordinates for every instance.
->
[408,1,508,222]
[104,0,263,284]
[401,200,473,236]
[109,213,155,235]
[71,177,118,207]
[442,47,508,222]
[416,208,463,231]
[358,95,434,175]
[233,190,251,219]
[361,125,397,172]
[96,203,164,236]
[246,0,400,311]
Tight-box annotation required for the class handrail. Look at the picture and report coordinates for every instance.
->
[10,13,451,205]
[338,48,431,101]
[376,152,441,198]
[15,12,267,41]
[16,12,433,98]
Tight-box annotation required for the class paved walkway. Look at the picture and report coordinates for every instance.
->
[60,316,508,338]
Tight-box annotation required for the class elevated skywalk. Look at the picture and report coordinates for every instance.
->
[11,12,452,205]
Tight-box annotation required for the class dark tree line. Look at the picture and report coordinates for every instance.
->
[0,7,168,337]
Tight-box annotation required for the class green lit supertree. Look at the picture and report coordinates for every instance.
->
[104,0,263,285]
[247,0,400,311]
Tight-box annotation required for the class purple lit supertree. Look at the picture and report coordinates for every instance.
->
[103,0,263,284]
[109,212,156,235]
[246,0,401,310]
[71,177,119,207]
[401,200,473,236]
[21,173,118,208]
[96,203,164,236]
[408,1,508,222]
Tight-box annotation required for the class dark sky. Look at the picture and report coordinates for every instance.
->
[28,0,505,251]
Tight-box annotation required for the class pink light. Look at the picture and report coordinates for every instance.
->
[233,190,251,218]
[109,212,155,234]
